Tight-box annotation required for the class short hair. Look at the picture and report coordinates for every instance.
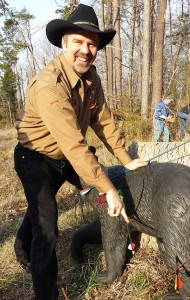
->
[164,95,174,100]
[61,33,70,48]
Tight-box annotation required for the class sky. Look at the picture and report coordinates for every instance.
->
[4,0,61,41]
[3,0,87,41]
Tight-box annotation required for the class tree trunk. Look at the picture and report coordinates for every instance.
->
[168,0,174,71]
[128,0,137,105]
[100,0,108,98]
[141,0,151,119]
[186,49,190,98]
[113,0,122,108]
[16,66,22,111]
[151,0,167,108]
[107,0,114,109]
[137,0,142,102]
[149,0,154,111]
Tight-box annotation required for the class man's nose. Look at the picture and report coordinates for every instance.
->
[81,43,90,54]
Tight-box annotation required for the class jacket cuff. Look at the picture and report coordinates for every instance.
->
[95,172,115,193]
[116,151,132,166]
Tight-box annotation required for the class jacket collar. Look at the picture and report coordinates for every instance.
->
[57,52,93,89]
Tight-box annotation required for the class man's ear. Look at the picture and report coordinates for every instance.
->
[61,38,67,53]
[62,43,66,53]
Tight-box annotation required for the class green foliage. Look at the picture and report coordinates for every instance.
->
[0,65,17,123]
[121,113,153,142]
[0,7,34,67]
[0,3,34,123]
[0,0,8,16]
[131,272,150,289]
[55,0,79,19]
[83,264,99,296]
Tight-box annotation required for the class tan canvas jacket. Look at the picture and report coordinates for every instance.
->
[15,53,131,193]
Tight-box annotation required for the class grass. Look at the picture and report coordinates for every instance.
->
[0,126,175,300]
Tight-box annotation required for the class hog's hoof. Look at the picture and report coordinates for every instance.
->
[96,271,118,284]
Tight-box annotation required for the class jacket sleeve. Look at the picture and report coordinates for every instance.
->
[90,82,132,166]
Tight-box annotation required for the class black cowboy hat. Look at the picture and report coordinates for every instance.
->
[46,4,116,50]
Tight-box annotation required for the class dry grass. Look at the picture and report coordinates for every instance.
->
[0,127,175,300]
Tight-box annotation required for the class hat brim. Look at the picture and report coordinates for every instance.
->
[46,19,116,50]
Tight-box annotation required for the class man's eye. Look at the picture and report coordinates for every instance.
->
[89,42,97,48]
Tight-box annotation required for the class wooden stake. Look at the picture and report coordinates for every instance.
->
[61,287,69,300]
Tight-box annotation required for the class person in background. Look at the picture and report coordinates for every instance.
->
[153,95,174,142]
[13,4,148,300]
[178,104,190,141]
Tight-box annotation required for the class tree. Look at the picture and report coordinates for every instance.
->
[128,0,137,104]
[141,0,151,119]
[164,2,190,99]
[113,0,122,107]
[106,0,114,108]
[99,0,109,100]
[55,0,79,18]
[0,1,34,122]
[0,65,17,124]
[185,49,190,100]
[137,0,142,99]
[151,0,167,107]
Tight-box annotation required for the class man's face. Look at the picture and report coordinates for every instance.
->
[62,29,99,76]
[165,98,173,106]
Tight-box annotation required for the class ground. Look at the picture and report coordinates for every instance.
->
[0,128,176,300]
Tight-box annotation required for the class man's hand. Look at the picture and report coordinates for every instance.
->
[105,159,148,223]
[125,158,148,170]
[166,116,175,123]
[106,188,129,223]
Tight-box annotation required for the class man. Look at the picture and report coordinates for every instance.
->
[153,95,174,142]
[178,104,190,140]
[14,4,147,300]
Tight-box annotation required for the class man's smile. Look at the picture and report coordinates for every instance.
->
[76,55,92,63]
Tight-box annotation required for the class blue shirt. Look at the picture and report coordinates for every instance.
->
[154,101,169,119]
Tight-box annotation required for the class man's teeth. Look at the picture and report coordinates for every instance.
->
[77,57,89,62]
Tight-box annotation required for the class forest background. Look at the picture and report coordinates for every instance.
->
[0,1,190,299]
[0,0,189,141]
